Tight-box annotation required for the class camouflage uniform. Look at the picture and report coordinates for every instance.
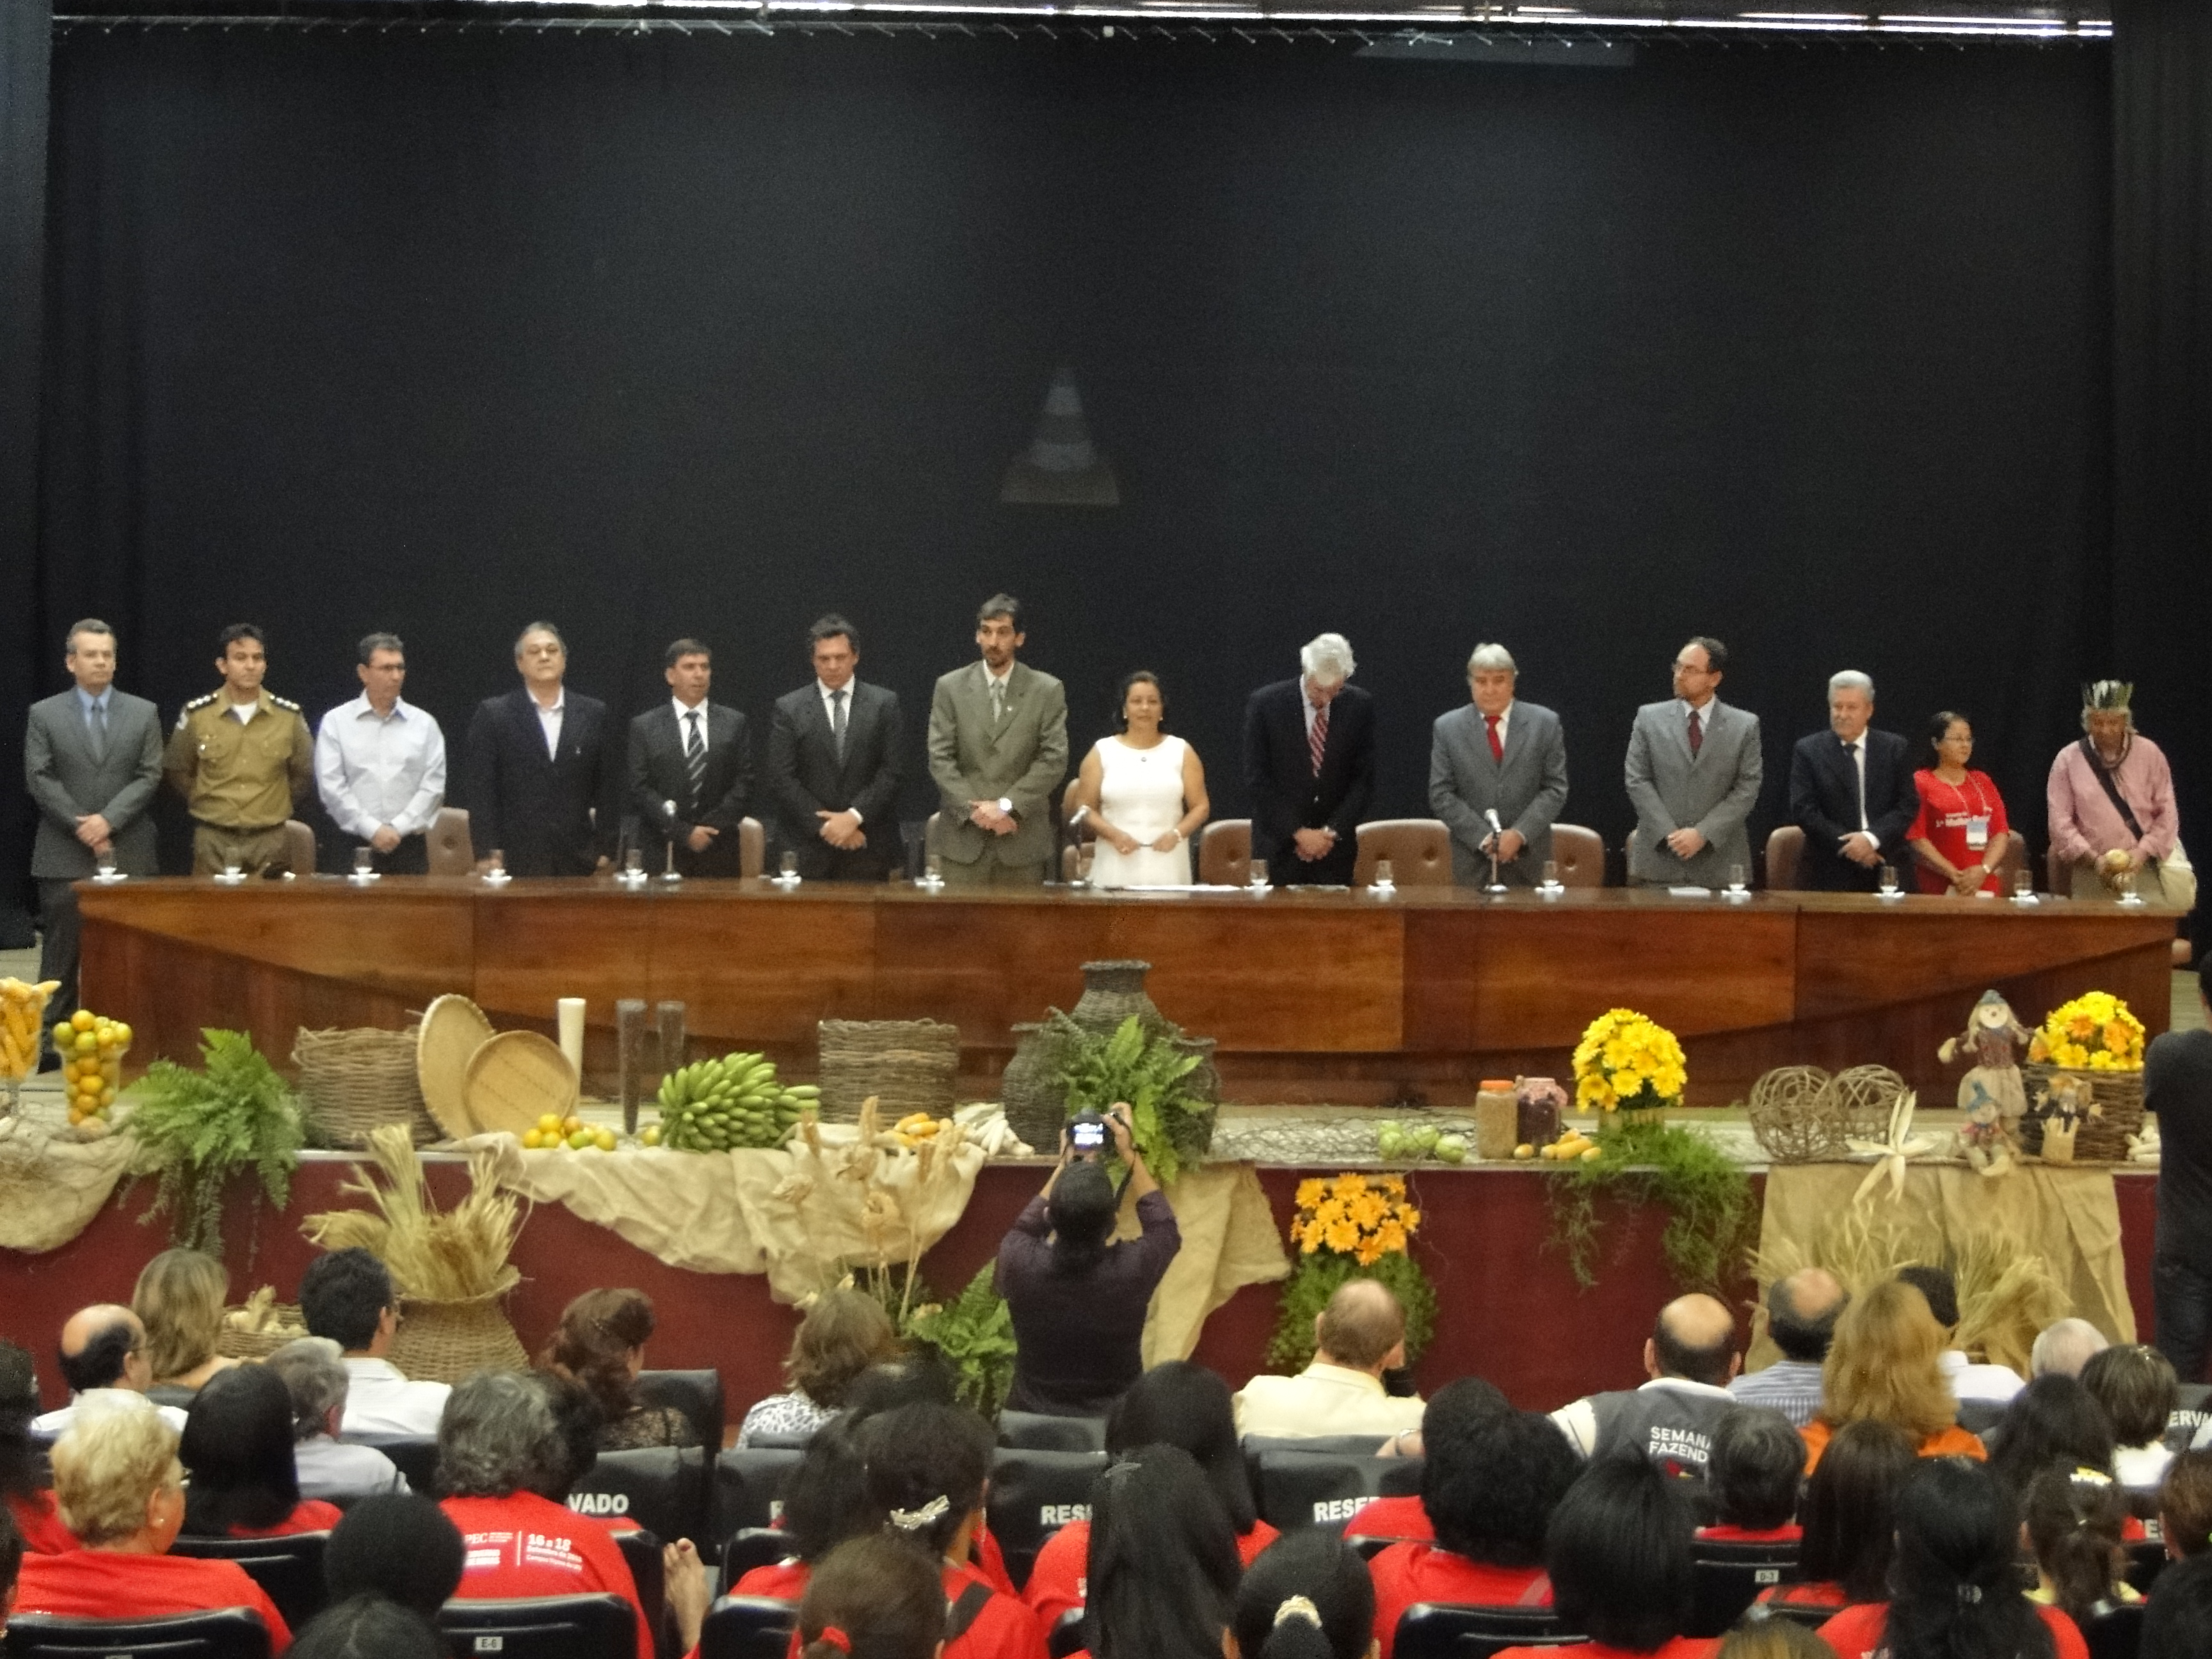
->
[164,689,314,874]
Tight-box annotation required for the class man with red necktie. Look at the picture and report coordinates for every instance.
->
[1242,632,1376,886]
[1624,636,1764,889]
[1428,643,1569,888]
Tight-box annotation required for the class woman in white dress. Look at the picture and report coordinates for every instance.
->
[1071,672,1211,888]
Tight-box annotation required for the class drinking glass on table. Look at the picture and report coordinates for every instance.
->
[353,847,375,879]
[1726,864,1747,895]
[1878,863,1899,897]
[95,847,116,881]
[780,851,799,882]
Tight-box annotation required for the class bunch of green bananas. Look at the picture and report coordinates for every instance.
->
[655,1053,820,1151]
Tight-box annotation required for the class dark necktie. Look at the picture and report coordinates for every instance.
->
[1688,708,1703,758]
[1847,741,1866,831]
[1484,714,1503,764]
[88,700,108,764]
[684,710,706,811]
[831,689,848,761]
[1309,701,1329,777]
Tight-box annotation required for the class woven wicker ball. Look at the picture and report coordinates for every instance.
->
[1747,1064,1841,1162]
[1827,1064,1911,1142]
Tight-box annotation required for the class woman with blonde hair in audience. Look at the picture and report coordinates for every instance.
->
[739,1288,901,1447]
[131,1249,237,1400]
[1711,1623,1831,1659]
[1798,1279,1984,1471]
[540,1287,700,1450]
[12,1392,293,1649]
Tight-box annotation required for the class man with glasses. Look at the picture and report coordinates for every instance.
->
[1624,637,1763,888]
[315,632,447,876]
[29,1304,187,1435]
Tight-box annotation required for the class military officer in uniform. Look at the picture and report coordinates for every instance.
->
[164,623,314,875]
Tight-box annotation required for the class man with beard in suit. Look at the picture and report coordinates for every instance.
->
[765,615,904,882]
[461,623,620,877]
[627,638,751,878]
[926,595,1068,887]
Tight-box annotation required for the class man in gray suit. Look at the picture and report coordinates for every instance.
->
[24,619,164,1055]
[1624,636,1764,888]
[1429,643,1569,887]
[926,593,1068,886]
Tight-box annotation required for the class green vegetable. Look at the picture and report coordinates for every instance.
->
[905,1263,1020,1419]
[1050,1014,1213,1186]
[1544,1115,1757,1292]
[124,1029,306,1254]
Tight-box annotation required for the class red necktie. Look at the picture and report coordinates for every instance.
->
[1688,708,1703,758]
[1484,714,1503,763]
[1309,701,1329,777]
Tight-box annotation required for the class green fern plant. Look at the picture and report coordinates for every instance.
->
[1051,1013,1213,1185]
[906,1263,1020,1418]
[124,1029,307,1254]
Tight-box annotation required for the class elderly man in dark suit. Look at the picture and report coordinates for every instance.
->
[926,594,1068,886]
[1429,643,1569,887]
[1788,669,1917,892]
[461,622,621,877]
[24,620,163,1055]
[627,637,751,878]
[1244,632,1376,886]
[766,614,904,882]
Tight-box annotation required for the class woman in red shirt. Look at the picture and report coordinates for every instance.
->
[1491,1457,1717,1659]
[1756,1418,1916,1618]
[1370,1401,1582,1659]
[1080,1444,1241,1659]
[12,1393,292,1651]
[1695,1407,1802,1544]
[1023,1363,1278,1629]
[731,1416,872,1601]
[1905,712,2012,896]
[1817,1457,2083,1659]
[179,1365,342,1539]
[3,1339,74,1556]
[794,1534,947,1659]
[1230,1530,1374,1659]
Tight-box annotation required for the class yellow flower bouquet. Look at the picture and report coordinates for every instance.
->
[1269,1172,1436,1370]
[2033,991,2145,1072]
[1571,1008,1688,1113]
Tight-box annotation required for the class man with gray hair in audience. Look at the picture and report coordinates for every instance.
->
[1729,1267,1847,1429]
[1787,669,1918,892]
[1429,642,1569,888]
[2030,1317,2112,1380]
[265,1336,410,1500]
[1233,1278,1426,1440]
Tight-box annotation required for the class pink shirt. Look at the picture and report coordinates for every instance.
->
[2047,735,2179,864]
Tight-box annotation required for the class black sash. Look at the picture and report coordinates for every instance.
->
[2079,737,2146,842]
[946,1582,994,1643]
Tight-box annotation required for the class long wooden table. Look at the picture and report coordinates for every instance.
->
[77,878,2178,1103]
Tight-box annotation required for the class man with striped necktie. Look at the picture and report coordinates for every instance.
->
[627,637,752,878]
[1242,632,1376,887]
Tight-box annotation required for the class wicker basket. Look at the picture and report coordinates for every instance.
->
[817,1020,960,1123]
[294,1025,442,1148]
[2019,1063,2145,1162]
[215,1300,310,1360]
[387,1272,529,1384]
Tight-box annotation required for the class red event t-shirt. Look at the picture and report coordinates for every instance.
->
[6,1489,79,1554]
[1370,1542,1550,1659]
[227,1498,345,1539]
[13,1546,294,1652]
[1022,1518,1281,1627]
[1494,1642,1717,1659]
[1345,1495,1432,1543]
[1905,769,2010,895]
[442,1489,654,1659]
[744,1557,1048,1659]
[1757,1580,1850,1612]
[1817,1599,2087,1659]
[1694,1524,1802,1543]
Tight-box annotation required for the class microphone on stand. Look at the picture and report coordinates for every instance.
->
[1483,810,1509,894]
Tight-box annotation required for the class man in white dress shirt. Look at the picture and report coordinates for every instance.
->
[266,1336,410,1498]
[29,1306,188,1436]
[1233,1279,1426,1440]
[316,632,447,875]
[300,1249,451,1438]
[1898,1265,2024,1406]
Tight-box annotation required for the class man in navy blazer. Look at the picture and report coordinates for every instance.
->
[765,614,904,882]
[1243,632,1375,886]
[1788,669,1918,892]
[461,623,621,877]
[627,638,751,878]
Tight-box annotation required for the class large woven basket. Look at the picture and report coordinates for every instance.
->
[817,1020,960,1123]
[215,1300,311,1360]
[2019,1063,2145,1162]
[388,1272,529,1384]
[294,1025,442,1148]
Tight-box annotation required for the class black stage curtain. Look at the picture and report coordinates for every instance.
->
[2113,0,2211,943]
[29,32,2117,876]
[0,0,51,935]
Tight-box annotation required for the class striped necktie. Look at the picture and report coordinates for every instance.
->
[684,710,707,810]
[1309,700,1329,777]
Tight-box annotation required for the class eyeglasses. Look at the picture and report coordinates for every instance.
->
[1671,659,1714,676]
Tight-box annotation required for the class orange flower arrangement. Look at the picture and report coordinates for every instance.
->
[1292,1172,1420,1267]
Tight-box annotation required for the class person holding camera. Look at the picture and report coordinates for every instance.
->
[993,1104,1181,1418]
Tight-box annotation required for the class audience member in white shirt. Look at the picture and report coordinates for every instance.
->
[300,1249,451,1439]
[1233,1279,1426,1440]
[1898,1265,2024,1406]
[266,1335,410,1499]
[28,1306,188,1437]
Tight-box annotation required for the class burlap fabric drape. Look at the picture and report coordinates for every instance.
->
[1754,1163,2136,1361]
[0,1118,133,1252]
[1136,1162,1292,1365]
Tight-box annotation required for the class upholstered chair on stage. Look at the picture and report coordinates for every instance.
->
[1354,820,1453,887]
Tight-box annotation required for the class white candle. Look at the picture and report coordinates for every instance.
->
[557,999,586,1076]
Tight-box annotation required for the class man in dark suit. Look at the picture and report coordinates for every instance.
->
[24,620,163,1053]
[627,637,751,878]
[461,622,621,878]
[765,614,904,882]
[1788,669,1918,892]
[1243,632,1376,886]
